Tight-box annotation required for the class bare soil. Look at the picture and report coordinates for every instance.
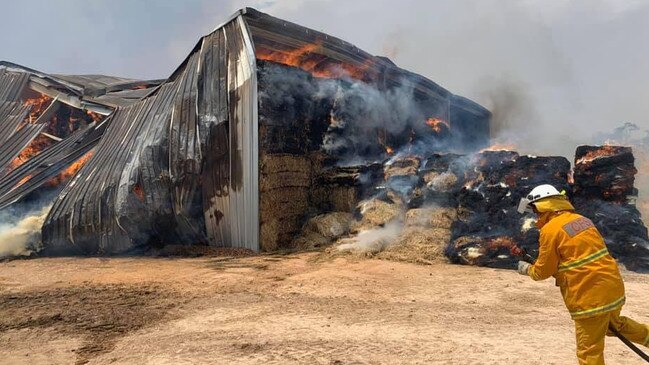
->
[0,252,647,364]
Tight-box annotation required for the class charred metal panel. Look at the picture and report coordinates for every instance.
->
[168,51,206,243]
[200,29,232,246]
[450,95,491,151]
[0,69,30,102]
[42,82,184,253]
[0,102,30,144]
[42,15,260,253]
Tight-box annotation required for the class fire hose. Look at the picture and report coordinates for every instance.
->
[511,245,649,363]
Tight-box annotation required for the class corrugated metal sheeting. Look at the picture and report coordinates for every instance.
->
[0,69,110,211]
[41,14,260,253]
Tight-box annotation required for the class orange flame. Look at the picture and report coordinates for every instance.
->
[376,129,395,155]
[8,134,56,171]
[256,42,374,81]
[487,236,518,251]
[46,151,94,187]
[86,110,103,123]
[133,184,145,202]
[575,145,619,165]
[23,94,53,123]
[426,118,450,134]
[13,174,33,189]
[480,143,517,152]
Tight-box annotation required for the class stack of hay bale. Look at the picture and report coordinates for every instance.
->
[572,145,649,271]
[259,154,312,251]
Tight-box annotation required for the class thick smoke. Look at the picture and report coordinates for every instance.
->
[0,205,50,258]
[258,62,448,165]
[247,0,649,222]
[244,0,649,152]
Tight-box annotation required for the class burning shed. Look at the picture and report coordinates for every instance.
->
[0,8,490,255]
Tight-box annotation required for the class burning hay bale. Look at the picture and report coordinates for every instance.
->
[384,156,420,179]
[447,151,572,269]
[573,145,637,201]
[573,198,649,271]
[449,236,519,266]
[418,153,467,205]
[572,145,649,271]
[383,156,423,207]
[310,162,383,213]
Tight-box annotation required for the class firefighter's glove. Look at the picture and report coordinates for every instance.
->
[517,261,531,276]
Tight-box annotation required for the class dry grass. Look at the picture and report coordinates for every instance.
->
[378,227,450,264]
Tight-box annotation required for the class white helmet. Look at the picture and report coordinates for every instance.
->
[517,184,563,214]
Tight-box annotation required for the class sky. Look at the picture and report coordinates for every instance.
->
[1,0,648,154]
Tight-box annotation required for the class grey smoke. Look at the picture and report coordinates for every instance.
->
[336,220,402,254]
[0,205,51,258]
[4,0,647,146]
[243,0,649,155]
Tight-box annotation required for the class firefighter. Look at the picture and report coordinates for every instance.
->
[517,184,649,365]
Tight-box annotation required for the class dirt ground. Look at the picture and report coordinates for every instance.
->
[0,252,648,365]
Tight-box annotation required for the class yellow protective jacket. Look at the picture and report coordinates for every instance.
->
[528,210,625,319]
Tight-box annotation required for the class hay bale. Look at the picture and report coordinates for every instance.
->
[405,208,436,228]
[355,198,402,229]
[304,212,354,239]
[404,207,457,229]
[426,172,458,192]
[260,171,310,192]
[422,171,440,184]
[260,219,280,251]
[330,186,359,212]
[384,157,420,179]
[311,185,359,213]
[292,231,331,249]
[260,154,311,174]
[429,207,458,229]
[378,227,451,264]
[260,187,309,217]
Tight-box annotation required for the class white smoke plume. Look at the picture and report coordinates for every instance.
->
[336,220,402,254]
[0,205,51,258]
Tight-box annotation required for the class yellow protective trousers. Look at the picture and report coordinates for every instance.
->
[574,309,649,365]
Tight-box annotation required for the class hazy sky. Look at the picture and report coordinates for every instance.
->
[1,0,648,153]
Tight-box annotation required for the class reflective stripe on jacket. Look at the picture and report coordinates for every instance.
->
[528,211,625,319]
